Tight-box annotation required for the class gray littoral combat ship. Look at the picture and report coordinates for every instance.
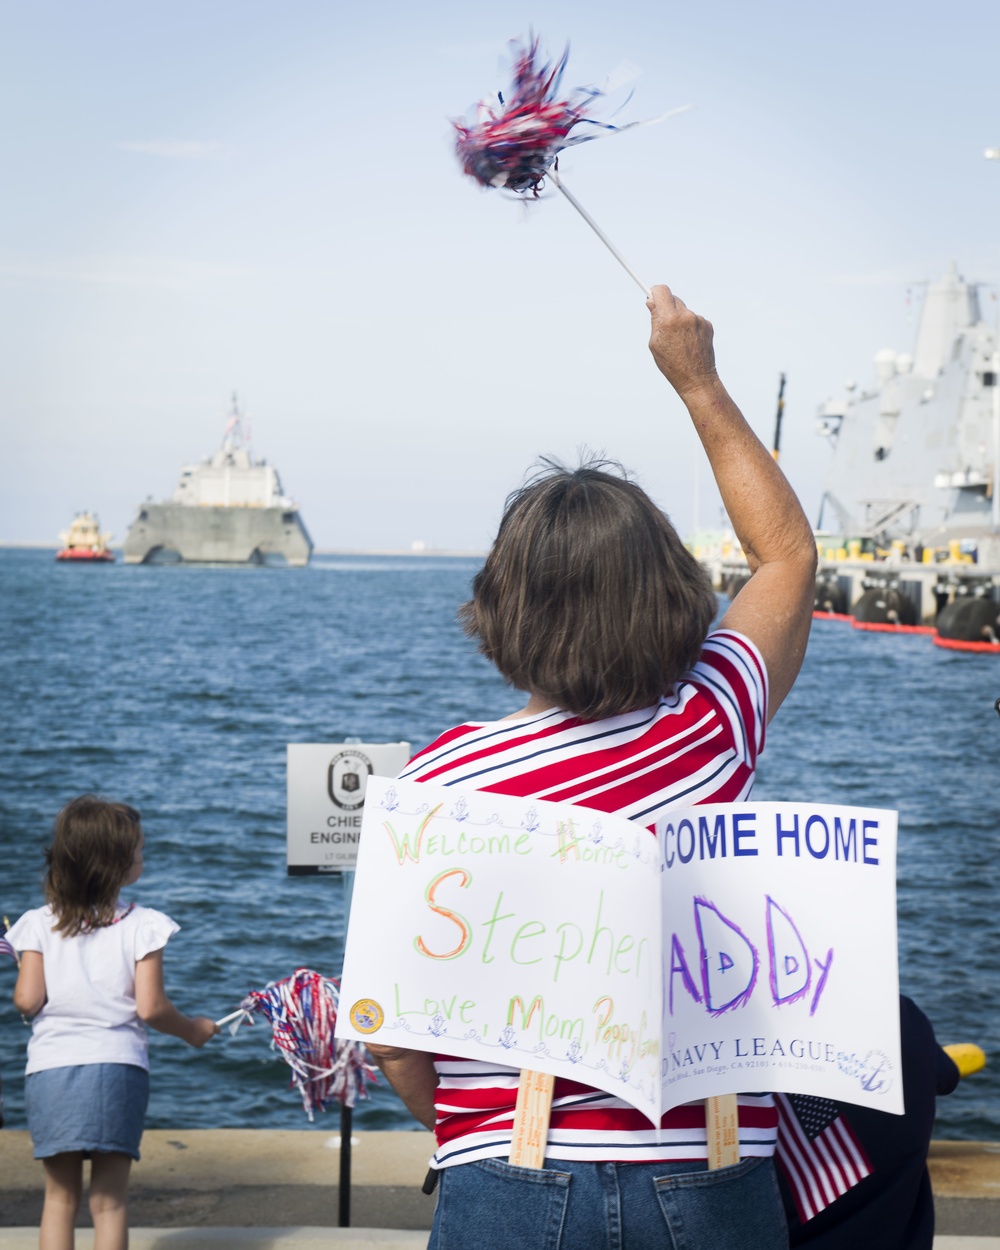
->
[123,399,313,566]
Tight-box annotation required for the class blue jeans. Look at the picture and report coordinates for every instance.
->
[429,1155,788,1250]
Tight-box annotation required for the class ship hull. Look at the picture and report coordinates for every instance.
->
[123,504,312,566]
[55,549,115,563]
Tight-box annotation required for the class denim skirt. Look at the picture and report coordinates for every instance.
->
[429,1155,788,1250]
[26,1063,150,1160]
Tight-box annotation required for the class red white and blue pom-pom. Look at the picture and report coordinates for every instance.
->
[453,37,691,293]
[454,37,628,196]
[237,968,376,1120]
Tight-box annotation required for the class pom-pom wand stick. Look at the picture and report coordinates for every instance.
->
[215,1007,249,1030]
[548,168,650,296]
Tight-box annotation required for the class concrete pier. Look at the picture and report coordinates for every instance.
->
[0,1131,997,1246]
[716,556,1000,627]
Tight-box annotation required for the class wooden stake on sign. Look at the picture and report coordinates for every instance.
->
[509,1069,555,1168]
[705,1094,740,1170]
[510,1081,740,1169]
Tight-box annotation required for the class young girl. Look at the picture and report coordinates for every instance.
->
[9,795,218,1250]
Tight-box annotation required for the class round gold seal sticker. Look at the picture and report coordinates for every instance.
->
[349,999,385,1034]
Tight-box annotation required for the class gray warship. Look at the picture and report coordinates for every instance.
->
[123,399,313,566]
[816,263,1000,561]
[809,264,1000,638]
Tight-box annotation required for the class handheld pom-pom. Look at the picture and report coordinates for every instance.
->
[238,968,376,1120]
[454,37,612,196]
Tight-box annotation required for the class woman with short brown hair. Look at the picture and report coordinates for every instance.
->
[459,459,718,721]
[370,284,818,1250]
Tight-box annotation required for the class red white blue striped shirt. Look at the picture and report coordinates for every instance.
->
[400,629,779,1167]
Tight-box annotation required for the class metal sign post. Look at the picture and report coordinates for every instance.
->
[286,741,410,1226]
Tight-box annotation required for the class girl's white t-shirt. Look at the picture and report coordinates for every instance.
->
[7,902,178,1075]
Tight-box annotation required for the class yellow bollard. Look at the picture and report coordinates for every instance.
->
[943,1043,987,1078]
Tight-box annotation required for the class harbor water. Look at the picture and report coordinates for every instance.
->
[0,549,997,1139]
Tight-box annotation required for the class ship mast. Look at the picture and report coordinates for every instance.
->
[222,392,244,452]
[771,373,786,463]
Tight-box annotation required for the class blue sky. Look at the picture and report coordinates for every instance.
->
[2,0,999,549]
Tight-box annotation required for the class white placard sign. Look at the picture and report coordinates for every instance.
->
[337,778,901,1122]
[286,743,410,874]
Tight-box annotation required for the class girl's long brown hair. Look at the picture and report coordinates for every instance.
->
[45,795,141,936]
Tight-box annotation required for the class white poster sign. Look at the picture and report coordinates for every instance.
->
[286,743,410,874]
[337,778,901,1121]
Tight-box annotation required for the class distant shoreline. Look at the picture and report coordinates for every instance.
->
[0,543,487,558]
[313,548,487,558]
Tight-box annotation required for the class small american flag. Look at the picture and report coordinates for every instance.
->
[775,1092,873,1222]
[0,934,18,965]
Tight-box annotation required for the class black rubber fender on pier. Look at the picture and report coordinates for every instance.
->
[851,586,918,626]
[935,596,1000,643]
[934,597,965,636]
[814,575,848,615]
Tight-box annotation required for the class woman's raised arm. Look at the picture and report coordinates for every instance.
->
[647,284,817,719]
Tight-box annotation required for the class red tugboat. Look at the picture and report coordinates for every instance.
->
[55,513,115,563]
